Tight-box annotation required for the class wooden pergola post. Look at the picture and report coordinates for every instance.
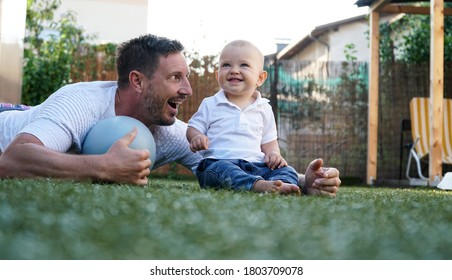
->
[429,0,444,184]
[367,10,380,185]
[366,0,446,185]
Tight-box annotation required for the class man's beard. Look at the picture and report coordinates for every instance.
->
[144,93,176,126]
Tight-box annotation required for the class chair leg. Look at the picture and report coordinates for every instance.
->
[406,138,429,182]
[406,150,413,180]
[411,149,428,181]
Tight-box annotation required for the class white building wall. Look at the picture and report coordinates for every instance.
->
[0,0,27,103]
[291,20,370,63]
[292,42,328,62]
[325,20,370,62]
[57,0,148,44]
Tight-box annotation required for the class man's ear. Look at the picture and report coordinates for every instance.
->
[129,70,144,92]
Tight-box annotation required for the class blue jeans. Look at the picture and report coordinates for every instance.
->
[195,158,299,191]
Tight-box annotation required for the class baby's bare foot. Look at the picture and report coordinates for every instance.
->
[252,180,301,195]
[279,183,301,195]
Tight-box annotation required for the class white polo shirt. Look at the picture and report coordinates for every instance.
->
[188,89,277,162]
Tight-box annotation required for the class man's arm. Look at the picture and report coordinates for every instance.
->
[0,130,152,185]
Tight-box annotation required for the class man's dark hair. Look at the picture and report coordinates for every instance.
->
[116,34,185,89]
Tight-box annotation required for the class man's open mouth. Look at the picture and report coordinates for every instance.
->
[168,99,184,109]
[168,101,177,109]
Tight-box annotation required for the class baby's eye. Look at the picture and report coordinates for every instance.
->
[241,63,250,68]
[221,63,231,68]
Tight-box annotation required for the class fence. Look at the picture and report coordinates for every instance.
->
[261,59,369,182]
[76,51,452,183]
[261,59,452,183]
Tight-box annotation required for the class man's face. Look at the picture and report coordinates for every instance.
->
[142,52,192,126]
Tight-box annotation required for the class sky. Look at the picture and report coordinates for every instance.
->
[147,0,369,56]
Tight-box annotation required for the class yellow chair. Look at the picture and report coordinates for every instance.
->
[443,98,452,163]
[406,97,452,183]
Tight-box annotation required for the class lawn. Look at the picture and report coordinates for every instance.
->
[1,177,451,260]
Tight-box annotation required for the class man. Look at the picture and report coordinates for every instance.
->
[0,34,340,196]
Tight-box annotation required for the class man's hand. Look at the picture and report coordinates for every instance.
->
[103,128,152,185]
[301,158,341,197]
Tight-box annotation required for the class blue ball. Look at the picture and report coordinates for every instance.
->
[82,116,156,169]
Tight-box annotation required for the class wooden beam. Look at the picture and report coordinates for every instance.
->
[380,4,452,15]
[367,11,380,185]
[429,0,444,185]
[369,0,392,12]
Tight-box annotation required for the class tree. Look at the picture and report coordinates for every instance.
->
[379,3,452,63]
[22,0,91,105]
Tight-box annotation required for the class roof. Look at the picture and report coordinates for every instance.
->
[277,1,452,60]
[277,14,367,60]
[355,0,452,7]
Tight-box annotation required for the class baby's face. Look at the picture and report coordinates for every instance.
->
[217,43,266,97]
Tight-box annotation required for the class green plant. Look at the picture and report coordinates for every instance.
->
[22,0,92,105]
[379,2,452,63]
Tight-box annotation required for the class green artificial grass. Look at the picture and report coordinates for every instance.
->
[1,178,451,260]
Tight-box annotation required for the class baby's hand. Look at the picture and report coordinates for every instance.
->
[264,151,288,170]
[190,134,209,152]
